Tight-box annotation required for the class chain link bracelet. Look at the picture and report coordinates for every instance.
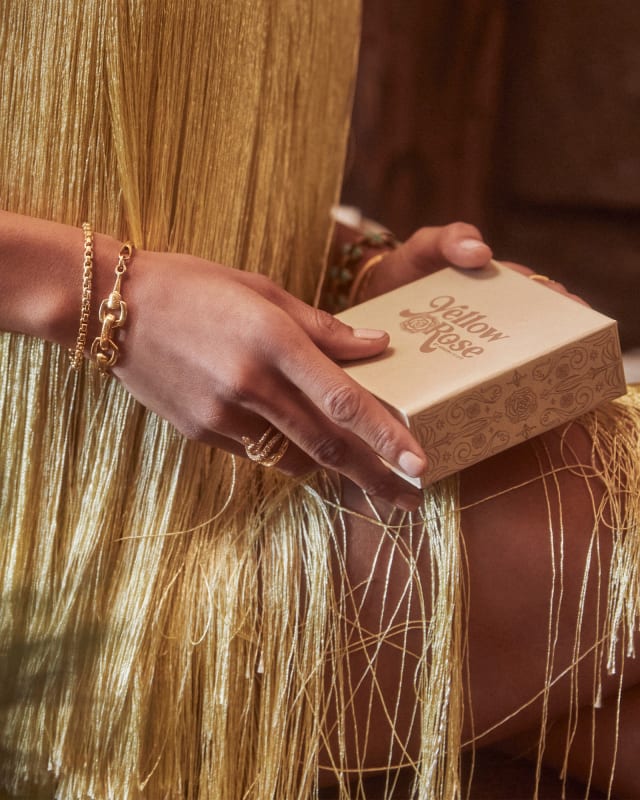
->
[90,240,134,375]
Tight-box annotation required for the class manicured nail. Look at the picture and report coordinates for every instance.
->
[353,328,388,340]
[459,238,487,252]
[398,450,426,478]
[396,491,422,512]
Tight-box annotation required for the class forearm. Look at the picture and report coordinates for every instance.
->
[0,209,432,507]
[0,211,119,349]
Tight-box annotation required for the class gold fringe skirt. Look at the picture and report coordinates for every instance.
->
[1,1,640,797]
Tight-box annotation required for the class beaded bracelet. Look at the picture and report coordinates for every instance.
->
[68,222,94,370]
[322,230,398,313]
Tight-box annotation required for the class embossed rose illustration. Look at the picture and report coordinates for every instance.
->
[399,311,437,334]
[504,387,538,422]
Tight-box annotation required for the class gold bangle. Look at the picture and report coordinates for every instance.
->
[68,222,94,371]
[90,240,135,375]
[347,252,387,307]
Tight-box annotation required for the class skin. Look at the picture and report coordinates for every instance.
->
[0,212,495,510]
[324,426,640,798]
[1,210,636,796]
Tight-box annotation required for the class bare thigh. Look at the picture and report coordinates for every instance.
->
[319,420,640,778]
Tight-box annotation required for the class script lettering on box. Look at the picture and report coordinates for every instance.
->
[400,294,509,359]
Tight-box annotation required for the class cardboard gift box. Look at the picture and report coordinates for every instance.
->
[337,261,627,486]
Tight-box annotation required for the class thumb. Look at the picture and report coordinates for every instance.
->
[250,277,391,360]
[403,222,493,274]
[297,305,390,361]
[361,222,493,300]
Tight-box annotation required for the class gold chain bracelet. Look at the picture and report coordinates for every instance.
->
[90,240,134,374]
[68,222,94,370]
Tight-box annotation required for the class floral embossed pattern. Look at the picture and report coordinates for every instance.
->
[411,327,626,483]
[505,388,538,422]
[400,311,436,334]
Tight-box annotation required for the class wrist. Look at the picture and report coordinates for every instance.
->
[321,223,398,312]
[0,211,123,353]
[0,211,77,347]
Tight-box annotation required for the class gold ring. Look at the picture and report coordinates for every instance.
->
[529,273,552,283]
[241,425,289,467]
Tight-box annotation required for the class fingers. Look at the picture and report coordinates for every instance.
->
[363,222,493,300]
[440,222,493,267]
[194,397,422,510]
[233,373,424,511]
[180,310,424,508]
[124,260,425,508]
[186,406,318,477]
[403,222,493,273]
[194,348,424,509]
[270,329,427,491]
[281,300,392,361]
[243,273,392,361]
[500,261,591,307]
[236,282,427,502]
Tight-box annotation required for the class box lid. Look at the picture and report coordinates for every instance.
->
[337,262,618,416]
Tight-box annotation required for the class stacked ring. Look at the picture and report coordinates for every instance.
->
[241,425,289,467]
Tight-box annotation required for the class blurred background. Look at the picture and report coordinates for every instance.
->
[342,0,640,360]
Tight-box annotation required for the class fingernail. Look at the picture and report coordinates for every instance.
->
[459,238,487,252]
[353,328,388,340]
[396,491,422,512]
[398,450,426,478]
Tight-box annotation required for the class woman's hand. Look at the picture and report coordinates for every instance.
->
[115,251,428,510]
[357,221,588,306]
[0,212,585,511]
[356,222,492,301]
